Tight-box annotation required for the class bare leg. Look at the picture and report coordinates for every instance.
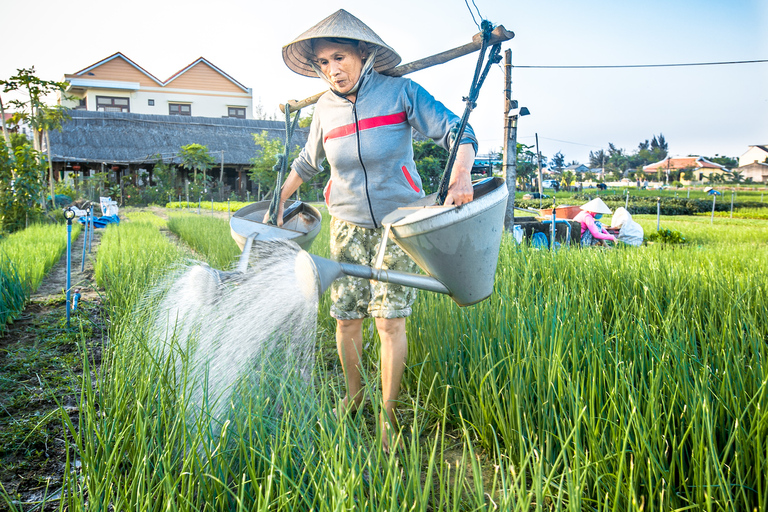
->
[375,317,407,451]
[336,318,365,411]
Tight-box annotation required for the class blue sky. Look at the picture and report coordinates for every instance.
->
[3,0,766,165]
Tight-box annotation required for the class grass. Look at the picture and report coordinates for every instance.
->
[61,209,518,511]
[697,207,768,220]
[0,223,82,332]
[43,209,768,510]
[167,213,241,269]
[94,221,184,321]
[166,200,250,213]
[125,211,168,228]
[405,220,768,510]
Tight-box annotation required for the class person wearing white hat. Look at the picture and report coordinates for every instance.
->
[573,198,616,246]
[272,9,479,452]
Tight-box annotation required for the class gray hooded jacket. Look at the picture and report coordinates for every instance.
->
[291,69,477,229]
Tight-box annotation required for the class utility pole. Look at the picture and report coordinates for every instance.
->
[502,49,516,230]
[536,133,543,209]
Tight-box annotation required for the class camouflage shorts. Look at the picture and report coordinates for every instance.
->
[330,217,419,320]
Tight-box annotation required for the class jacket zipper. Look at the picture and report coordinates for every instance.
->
[352,103,378,228]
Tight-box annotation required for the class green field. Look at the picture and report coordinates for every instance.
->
[38,210,768,511]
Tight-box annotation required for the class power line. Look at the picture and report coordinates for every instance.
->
[513,59,768,69]
[518,135,603,148]
[463,0,481,30]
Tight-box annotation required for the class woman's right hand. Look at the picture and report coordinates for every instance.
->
[263,202,284,227]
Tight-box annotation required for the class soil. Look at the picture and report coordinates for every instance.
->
[0,223,105,511]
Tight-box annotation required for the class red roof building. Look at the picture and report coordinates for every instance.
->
[643,156,729,182]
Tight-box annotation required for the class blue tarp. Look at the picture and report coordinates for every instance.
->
[79,215,120,228]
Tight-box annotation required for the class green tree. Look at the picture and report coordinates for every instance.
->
[1,68,70,208]
[515,142,538,188]
[249,131,301,199]
[298,106,314,128]
[0,137,47,232]
[412,140,447,194]
[561,170,575,189]
[728,170,744,184]
[179,143,215,184]
[550,151,565,171]
[650,133,668,161]
[706,154,737,168]
[589,149,607,168]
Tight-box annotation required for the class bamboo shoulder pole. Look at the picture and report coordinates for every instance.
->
[280,25,514,113]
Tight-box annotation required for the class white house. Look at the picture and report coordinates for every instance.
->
[737,162,768,183]
[739,145,768,168]
[58,53,254,120]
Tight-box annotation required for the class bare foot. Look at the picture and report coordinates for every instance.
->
[380,411,405,455]
[333,395,364,417]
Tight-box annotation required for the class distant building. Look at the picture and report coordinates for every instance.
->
[739,145,768,168]
[1,112,32,138]
[48,110,308,195]
[643,156,728,182]
[562,163,589,174]
[737,162,768,183]
[58,52,253,120]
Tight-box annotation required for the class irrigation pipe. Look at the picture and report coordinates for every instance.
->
[80,208,88,272]
[63,208,76,327]
[88,205,94,253]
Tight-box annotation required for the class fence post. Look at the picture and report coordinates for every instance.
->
[656,197,661,231]
[730,189,734,219]
[710,194,716,224]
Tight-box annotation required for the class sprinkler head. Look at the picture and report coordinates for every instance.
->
[63,207,76,221]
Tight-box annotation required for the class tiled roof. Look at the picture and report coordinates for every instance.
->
[643,156,726,171]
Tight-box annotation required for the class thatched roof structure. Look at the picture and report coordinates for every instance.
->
[48,110,309,166]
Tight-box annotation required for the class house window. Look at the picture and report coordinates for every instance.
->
[228,107,246,119]
[75,98,87,110]
[148,99,155,106]
[170,103,192,116]
[96,96,130,112]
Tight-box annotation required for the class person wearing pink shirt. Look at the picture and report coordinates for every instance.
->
[573,198,616,246]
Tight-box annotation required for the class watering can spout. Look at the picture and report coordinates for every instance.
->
[297,252,344,297]
[296,251,451,299]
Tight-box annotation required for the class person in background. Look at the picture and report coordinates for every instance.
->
[273,9,478,452]
[610,206,644,246]
[574,198,616,246]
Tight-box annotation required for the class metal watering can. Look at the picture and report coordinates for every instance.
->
[226,177,508,306]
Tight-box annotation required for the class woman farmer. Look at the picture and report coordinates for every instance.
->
[573,198,616,246]
[273,9,478,450]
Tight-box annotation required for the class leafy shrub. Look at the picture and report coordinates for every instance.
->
[647,228,686,244]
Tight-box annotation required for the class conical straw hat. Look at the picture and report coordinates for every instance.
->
[580,197,612,214]
[282,9,401,77]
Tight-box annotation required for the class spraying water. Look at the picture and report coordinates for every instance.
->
[149,240,319,435]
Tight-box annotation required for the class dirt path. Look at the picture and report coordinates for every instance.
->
[1,222,106,510]
[31,224,103,305]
